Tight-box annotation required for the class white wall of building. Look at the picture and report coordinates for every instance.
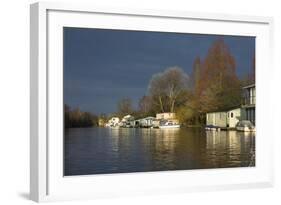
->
[207,108,245,128]
[227,108,244,128]
[156,113,176,120]
[206,112,227,127]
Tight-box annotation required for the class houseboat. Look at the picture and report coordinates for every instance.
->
[206,107,245,130]
[120,115,134,128]
[139,117,156,128]
[159,120,180,129]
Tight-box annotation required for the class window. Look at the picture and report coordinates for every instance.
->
[231,112,233,118]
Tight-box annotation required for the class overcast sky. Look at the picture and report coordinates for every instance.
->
[63,27,255,114]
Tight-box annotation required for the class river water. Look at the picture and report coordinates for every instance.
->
[64,127,255,176]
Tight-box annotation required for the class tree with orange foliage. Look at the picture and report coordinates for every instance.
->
[196,38,241,113]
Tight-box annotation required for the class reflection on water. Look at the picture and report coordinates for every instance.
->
[64,128,255,176]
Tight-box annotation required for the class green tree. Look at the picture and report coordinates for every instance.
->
[176,105,194,125]
[64,104,71,128]
[148,73,167,112]
[64,104,98,128]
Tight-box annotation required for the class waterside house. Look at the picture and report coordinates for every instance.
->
[139,117,156,128]
[156,112,179,123]
[120,115,135,127]
[206,107,245,129]
[242,84,255,125]
[206,111,227,128]
[206,84,256,129]
[120,113,178,128]
[104,112,179,128]
[155,112,179,127]
[121,116,156,128]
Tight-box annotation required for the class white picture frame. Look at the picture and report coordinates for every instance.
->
[30,2,274,202]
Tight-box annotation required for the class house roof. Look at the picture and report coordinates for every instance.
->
[156,112,176,115]
[242,83,255,89]
[206,105,241,114]
[142,117,156,120]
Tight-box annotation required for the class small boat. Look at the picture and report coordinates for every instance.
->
[105,123,120,128]
[105,123,111,127]
[236,120,256,132]
[205,125,221,131]
[159,121,180,129]
[109,126,120,129]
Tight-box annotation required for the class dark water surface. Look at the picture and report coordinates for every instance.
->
[64,127,255,176]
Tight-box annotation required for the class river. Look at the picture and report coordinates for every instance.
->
[64,127,255,176]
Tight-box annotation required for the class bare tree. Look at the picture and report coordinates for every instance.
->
[148,73,166,112]
[148,66,190,113]
[138,95,152,114]
[117,98,133,116]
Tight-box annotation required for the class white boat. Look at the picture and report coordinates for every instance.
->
[109,126,120,129]
[159,121,180,129]
[236,120,256,132]
[205,125,221,131]
[105,122,120,128]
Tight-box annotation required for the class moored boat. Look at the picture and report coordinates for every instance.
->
[205,125,221,131]
[236,120,256,132]
[159,121,180,129]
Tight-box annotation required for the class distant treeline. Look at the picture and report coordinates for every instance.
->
[64,104,99,128]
